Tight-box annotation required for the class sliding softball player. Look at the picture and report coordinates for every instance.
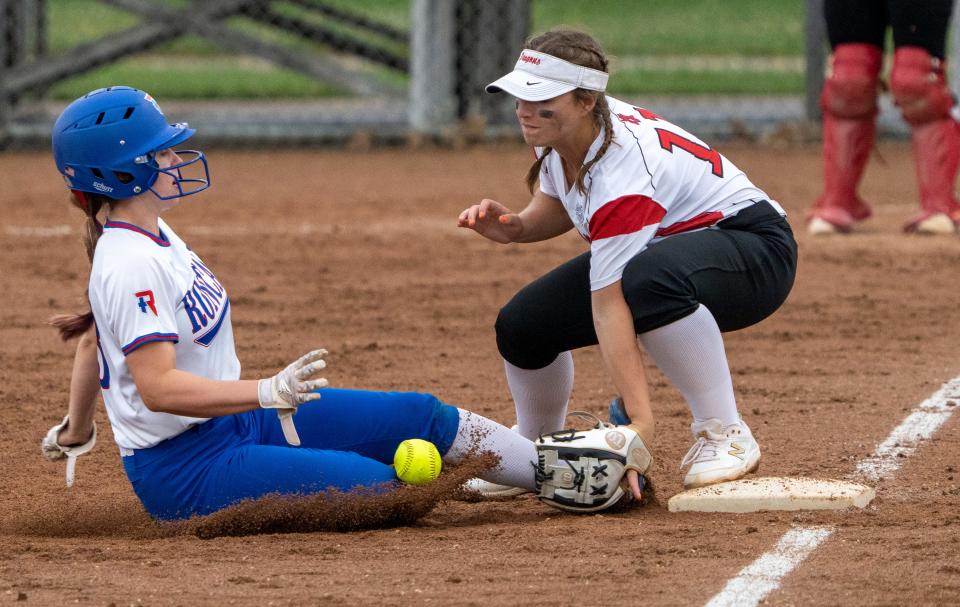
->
[42,86,538,520]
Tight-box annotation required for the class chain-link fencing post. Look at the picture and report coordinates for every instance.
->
[409,0,457,136]
[950,2,960,104]
[804,0,826,121]
[0,0,17,147]
[454,0,530,131]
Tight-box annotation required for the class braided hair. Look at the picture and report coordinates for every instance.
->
[524,29,615,195]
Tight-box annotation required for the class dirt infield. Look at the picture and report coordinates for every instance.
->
[1,142,959,605]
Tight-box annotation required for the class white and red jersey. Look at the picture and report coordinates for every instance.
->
[537,95,785,291]
[88,218,240,450]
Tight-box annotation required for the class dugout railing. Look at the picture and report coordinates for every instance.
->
[2,0,958,149]
[0,0,528,147]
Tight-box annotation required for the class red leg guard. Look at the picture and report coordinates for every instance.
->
[809,44,883,231]
[903,119,960,231]
[890,47,960,231]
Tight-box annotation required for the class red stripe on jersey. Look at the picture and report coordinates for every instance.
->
[588,195,666,241]
[121,332,178,356]
[655,211,725,237]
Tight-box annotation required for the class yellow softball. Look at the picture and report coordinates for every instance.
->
[393,439,442,485]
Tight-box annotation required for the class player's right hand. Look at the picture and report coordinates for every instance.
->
[258,349,329,410]
[457,199,524,243]
[42,415,98,488]
[42,415,97,461]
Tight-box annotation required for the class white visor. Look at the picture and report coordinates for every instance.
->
[485,49,609,101]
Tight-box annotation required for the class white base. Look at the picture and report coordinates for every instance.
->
[667,477,875,513]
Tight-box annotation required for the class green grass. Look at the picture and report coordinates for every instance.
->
[45,1,406,100]
[47,0,138,52]
[49,57,340,100]
[317,0,410,30]
[45,0,806,99]
[610,70,803,96]
[532,0,804,57]
[48,0,408,56]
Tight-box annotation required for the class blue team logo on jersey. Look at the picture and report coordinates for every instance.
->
[181,256,230,347]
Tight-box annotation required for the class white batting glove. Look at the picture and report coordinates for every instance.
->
[258,349,329,446]
[41,415,97,488]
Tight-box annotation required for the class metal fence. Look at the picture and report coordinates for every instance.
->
[0,0,531,147]
[1,0,956,149]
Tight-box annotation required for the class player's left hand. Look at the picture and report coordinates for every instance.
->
[258,349,330,410]
[258,349,329,447]
[623,423,654,500]
[625,469,645,500]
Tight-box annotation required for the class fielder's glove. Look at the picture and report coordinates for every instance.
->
[258,349,329,447]
[534,412,653,513]
[41,415,97,488]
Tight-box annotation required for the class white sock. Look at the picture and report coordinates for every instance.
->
[638,305,740,426]
[445,409,537,490]
[504,351,574,439]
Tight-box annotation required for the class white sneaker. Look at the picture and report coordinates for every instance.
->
[463,477,531,498]
[913,212,958,235]
[807,216,841,236]
[681,419,760,489]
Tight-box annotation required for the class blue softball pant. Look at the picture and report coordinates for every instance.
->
[121,388,461,521]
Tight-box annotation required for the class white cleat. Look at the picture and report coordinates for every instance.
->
[681,419,761,489]
[807,216,841,236]
[463,477,531,498]
[912,213,957,235]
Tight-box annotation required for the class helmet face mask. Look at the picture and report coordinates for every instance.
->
[137,149,210,200]
[52,86,210,201]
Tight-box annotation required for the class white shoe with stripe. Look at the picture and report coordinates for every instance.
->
[681,418,760,489]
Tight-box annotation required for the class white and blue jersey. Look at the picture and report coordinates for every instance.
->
[87,217,460,521]
[89,218,237,450]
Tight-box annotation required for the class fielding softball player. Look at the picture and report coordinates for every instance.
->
[41,86,541,521]
[809,0,960,235]
[459,30,798,499]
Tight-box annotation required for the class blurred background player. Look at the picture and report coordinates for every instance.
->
[458,30,797,497]
[41,86,537,521]
[808,0,960,235]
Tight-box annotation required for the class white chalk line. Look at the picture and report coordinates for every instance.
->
[3,225,73,237]
[4,220,470,238]
[704,527,833,607]
[854,378,960,482]
[704,376,960,607]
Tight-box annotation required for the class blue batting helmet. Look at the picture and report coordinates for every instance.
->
[52,86,209,200]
